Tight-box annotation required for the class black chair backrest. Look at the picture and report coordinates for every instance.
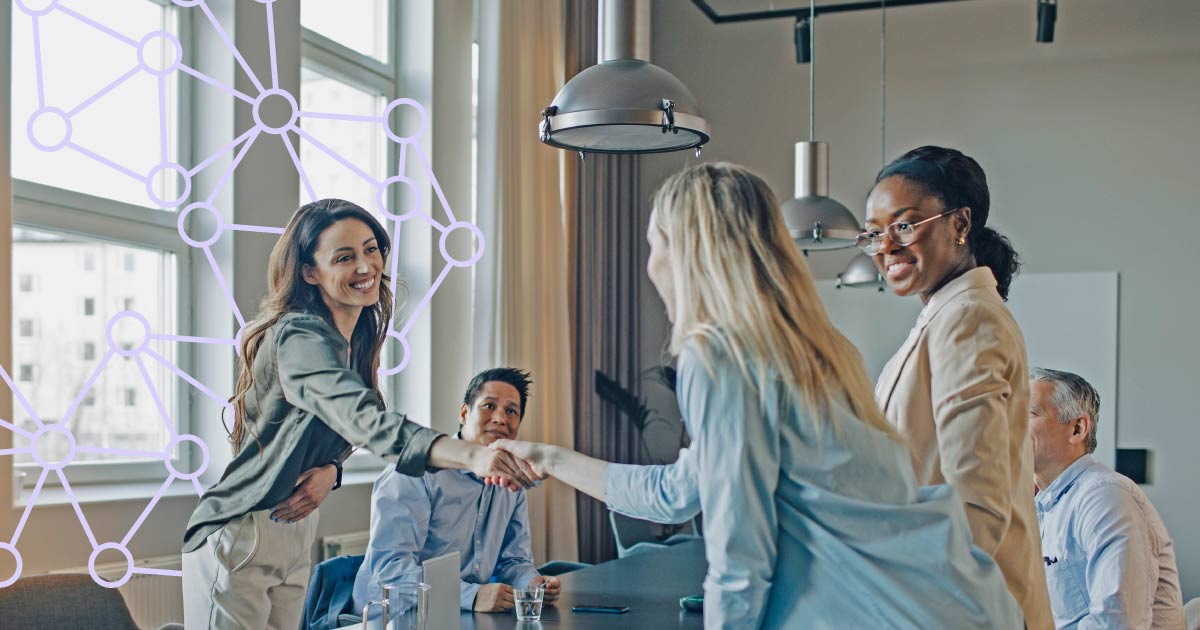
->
[0,573,139,629]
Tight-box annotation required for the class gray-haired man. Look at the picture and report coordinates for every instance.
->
[1029,367,1183,629]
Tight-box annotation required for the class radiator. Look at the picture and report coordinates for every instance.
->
[50,554,183,629]
[320,530,371,561]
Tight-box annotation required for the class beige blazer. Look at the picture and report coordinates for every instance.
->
[876,267,1053,630]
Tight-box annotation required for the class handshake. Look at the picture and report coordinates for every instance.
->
[468,439,559,491]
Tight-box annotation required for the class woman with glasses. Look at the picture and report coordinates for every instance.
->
[864,146,1053,629]
[491,163,1022,629]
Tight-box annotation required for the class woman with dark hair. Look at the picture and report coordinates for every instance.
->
[181,199,535,629]
[864,146,1053,629]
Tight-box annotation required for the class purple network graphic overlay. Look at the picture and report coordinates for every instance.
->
[3,0,482,589]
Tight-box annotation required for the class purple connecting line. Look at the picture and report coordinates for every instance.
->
[282,132,318,202]
[31,16,45,108]
[178,64,256,104]
[67,66,141,118]
[55,4,138,48]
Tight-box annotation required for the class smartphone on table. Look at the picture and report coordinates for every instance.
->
[571,604,630,614]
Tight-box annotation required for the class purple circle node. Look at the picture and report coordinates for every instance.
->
[381,331,411,374]
[234,322,250,356]
[253,0,277,3]
[14,0,59,17]
[171,0,204,6]
[106,311,153,357]
[439,222,485,268]
[377,176,420,221]
[177,202,224,248]
[27,108,72,152]
[382,98,427,144]
[0,544,23,588]
[31,423,77,470]
[252,89,299,135]
[165,434,209,480]
[137,31,183,77]
[88,544,134,589]
[145,162,192,209]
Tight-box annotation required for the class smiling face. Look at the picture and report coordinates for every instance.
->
[646,211,676,322]
[459,381,523,446]
[301,217,384,315]
[865,176,972,303]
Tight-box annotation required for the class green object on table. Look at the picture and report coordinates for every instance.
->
[679,595,704,612]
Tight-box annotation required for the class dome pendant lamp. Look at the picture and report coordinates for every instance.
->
[781,0,860,252]
[838,0,889,291]
[538,0,710,155]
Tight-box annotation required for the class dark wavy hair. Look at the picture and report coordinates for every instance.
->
[874,146,1021,299]
[228,198,395,454]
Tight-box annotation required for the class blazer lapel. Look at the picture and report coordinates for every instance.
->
[876,322,924,414]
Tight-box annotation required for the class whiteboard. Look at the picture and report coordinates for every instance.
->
[816,271,1119,468]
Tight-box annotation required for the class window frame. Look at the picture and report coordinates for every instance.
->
[11,0,197,488]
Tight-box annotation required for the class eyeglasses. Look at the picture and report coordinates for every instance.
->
[855,208,959,255]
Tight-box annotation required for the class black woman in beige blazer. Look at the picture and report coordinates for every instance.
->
[863,146,1053,630]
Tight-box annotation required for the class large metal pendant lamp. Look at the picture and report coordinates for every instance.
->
[781,0,859,251]
[838,0,889,291]
[538,0,710,155]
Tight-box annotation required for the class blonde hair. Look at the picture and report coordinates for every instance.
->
[651,162,896,439]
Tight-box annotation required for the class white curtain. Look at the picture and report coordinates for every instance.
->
[475,0,578,563]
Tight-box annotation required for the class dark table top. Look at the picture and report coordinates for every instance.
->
[462,540,707,629]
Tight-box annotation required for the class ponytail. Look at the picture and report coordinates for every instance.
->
[972,226,1020,300]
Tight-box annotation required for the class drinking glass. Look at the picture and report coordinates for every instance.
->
[514,584,545,622]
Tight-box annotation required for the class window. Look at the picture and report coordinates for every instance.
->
[9,0,189,484]
[11,227,179,470]
[18,274,33,292]
[296,66,388,218]
[18,319,34,337]
[300,0,389,63]
[19,365,35,382]
[11,0,182,208]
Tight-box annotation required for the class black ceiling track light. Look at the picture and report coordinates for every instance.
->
[693,0,1059,63]
[1037,0,1058,43]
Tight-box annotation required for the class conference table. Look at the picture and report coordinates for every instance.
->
[463,540,706,629]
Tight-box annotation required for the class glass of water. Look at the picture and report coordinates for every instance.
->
[514,584,545,622]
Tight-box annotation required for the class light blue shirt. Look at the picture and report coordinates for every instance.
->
[352,461,539,613]
[604,341,1023,630]
[1036,455,1184,629]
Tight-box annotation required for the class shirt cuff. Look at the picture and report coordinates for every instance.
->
[459,581,482,611]
[392,423,441,477]
[603,463,641,515]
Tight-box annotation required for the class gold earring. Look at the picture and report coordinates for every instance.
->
[957,236,966,246]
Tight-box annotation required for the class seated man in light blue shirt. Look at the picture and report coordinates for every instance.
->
[1030,368,1184,629]
[352,367,561,613]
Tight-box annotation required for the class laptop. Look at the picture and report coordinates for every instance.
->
[422,551,461,630]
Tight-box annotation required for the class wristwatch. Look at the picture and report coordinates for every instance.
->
[328,459,343,491]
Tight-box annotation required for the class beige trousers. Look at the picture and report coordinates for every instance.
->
[182,508,320,629]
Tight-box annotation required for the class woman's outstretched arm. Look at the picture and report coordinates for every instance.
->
[488,440,608,501]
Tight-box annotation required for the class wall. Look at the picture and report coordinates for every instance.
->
[639,0,1200,599]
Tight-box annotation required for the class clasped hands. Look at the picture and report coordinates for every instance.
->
[480,440,555,490]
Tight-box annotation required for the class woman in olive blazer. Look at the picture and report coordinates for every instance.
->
[863,146,1053,630]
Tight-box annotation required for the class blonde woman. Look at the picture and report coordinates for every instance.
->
[492,163,1022,629]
